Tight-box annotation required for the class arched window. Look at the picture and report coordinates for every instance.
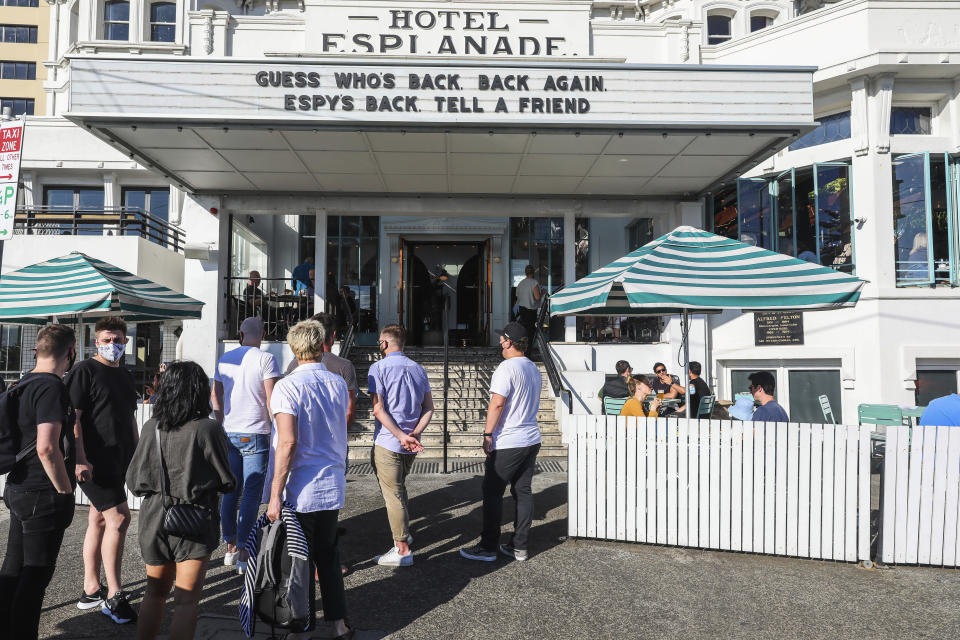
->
[706,13,732,45]
[103,0,129,41]
[150,2,176,42]
[750,13,775,32]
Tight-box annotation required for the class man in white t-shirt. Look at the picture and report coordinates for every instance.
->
[461,322,542,563]
[211,316,281,574]
[514,265,542,356]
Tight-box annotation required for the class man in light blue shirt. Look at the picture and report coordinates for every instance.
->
[919,393,960,426]
[367,324,434,566]
[747,371,789,423]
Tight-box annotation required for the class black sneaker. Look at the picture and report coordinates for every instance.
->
[101,591,137,624]
[77,585,106,610]
[459,544,497,562]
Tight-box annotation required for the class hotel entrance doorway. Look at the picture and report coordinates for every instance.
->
[399,240,491,347]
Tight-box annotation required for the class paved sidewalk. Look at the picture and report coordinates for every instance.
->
[3,470,960,639]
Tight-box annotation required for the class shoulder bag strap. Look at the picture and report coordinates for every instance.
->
[154,427,169,506]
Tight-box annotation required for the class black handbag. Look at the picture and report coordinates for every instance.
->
[155,427,213,542]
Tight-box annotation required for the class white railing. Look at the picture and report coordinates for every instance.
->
[567,415,873,562]
[1,405,153,510]
[880,424,960,566]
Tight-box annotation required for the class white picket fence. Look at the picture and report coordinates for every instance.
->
[0,405,153,510]
[880,424,960,566]
[567,415,873,562]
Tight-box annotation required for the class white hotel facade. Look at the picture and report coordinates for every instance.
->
[3,0,959,424]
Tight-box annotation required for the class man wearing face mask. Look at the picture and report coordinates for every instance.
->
[66,316,139,625]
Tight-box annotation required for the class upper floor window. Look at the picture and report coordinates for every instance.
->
[0,61,35,80]
[149,2,176,42]
[891,107,932,135]
[0,97,33,116]
[104,0,130,41]
[706,14,732,45]
[123,187,169,222]
[0,25,38,43]
[0,0,39,7]
[788,111,851,151]
[750,15,774,31]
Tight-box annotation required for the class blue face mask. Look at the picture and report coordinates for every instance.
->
[97,343,126,362]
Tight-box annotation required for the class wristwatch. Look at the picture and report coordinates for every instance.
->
[483,433,494,437]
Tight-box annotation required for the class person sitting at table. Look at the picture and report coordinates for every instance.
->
[243,271,264,298]
[651,362,684,399]
[291,256,314,293]
[305,268,316,297]
[677,361,711,416]
[598,360,631,399]
[620,375,662,418]
[747,371,789,422]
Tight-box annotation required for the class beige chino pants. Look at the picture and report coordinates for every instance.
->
[371,444,416,542]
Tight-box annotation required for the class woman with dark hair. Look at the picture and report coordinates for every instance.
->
[125,361,235,640]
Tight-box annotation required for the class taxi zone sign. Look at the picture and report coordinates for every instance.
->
[0,120,23,239]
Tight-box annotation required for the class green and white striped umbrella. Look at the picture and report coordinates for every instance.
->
[551,226,864,316]
[0,252,203,323]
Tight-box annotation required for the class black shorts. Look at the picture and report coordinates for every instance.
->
[79,478,128,512]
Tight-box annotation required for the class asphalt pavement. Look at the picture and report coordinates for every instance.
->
[3,469,960,639]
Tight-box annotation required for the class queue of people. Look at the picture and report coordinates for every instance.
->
[1,312,548,640]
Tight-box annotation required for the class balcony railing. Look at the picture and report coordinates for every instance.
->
[15,206,186,253]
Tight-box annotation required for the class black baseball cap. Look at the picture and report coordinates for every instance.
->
[495,322,528,343]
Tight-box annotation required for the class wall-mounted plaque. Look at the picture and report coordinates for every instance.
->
[754,311,804,346]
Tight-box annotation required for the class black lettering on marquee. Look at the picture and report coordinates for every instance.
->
[495,97,508,112]
[352,34,374,52]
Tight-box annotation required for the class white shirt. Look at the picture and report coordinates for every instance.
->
[516,277,540,310]
[266,363,348,512]
[214,346,281,435]
[488,356,542,450]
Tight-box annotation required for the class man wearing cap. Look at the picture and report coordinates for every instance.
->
[461,322,542,563]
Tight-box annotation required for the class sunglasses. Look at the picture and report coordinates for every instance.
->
[655,368,666,374]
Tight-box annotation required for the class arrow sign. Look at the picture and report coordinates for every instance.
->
[0,119,24,241]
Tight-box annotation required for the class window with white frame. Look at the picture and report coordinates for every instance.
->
[103,0,130,41]
[149,2,175,42]
[706,13,733,45]
[728,363,843,423]
[915,368,959,407]
[750,13,774,31]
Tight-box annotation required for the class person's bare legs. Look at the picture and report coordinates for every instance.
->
[101,502,131,596]
[168,557,209,640]
[82,507,105,595]
[136,563,175,640]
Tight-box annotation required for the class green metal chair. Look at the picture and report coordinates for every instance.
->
[603,396,629,415]
[697,395,716,418]
[901,406,926,425]
[858,404,903,426]
[819,394,835,425]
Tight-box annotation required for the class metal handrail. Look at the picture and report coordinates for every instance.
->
[337,294,357,360]
[535,295,569,410]
[15,206,186,253]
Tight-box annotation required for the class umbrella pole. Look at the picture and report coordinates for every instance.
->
[683,309,691,420]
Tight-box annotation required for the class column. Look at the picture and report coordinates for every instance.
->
[563,210,576,341]
[313,209,326,313]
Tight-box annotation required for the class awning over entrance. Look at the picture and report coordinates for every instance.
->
[64,56,815,196]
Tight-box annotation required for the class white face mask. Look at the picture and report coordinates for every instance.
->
[97,342,126,362]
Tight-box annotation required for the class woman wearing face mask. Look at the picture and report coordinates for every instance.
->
[65,316,141,624]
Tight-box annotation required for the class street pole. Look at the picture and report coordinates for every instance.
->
[683,309,691,420]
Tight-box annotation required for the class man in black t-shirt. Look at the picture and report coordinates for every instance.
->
[598,360,632,399]
[678,361,712,417]
[67,316,139,625]
[0,324,77,640]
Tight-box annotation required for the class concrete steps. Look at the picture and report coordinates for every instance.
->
[346,346,565,460]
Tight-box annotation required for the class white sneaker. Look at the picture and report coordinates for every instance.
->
[224,551,239,566]
[375,546,413,567]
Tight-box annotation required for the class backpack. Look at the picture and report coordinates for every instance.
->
[252,518,312,632]
[0,374,38,475]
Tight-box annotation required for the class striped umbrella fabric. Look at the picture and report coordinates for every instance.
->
[550,226,864,316]
[0,252,203,323]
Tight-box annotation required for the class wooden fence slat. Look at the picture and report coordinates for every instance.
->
[611,419,624,540]
[832,423,846,561]
[710,419,721,549]
[742,421,754,553]
[798,423,812,558]
[917,425,937,565]
[730,421,743,552]
[677,419,689,547]
[699,419,710,546]
[821,422,834,558]
[606,420,618,540]
[857,424,870,562]
[894,425,910,565]
[844,424,858,562]
[775,422,788,556]
[597,420,608,540]
[568,416,579,538]
[942,429,960,566]
[929,425,949,566]
[637,417,649,543]
[720,420,731,551]
[764,422,776,555]
[787,423,799,557]
[656,418,668,545]
[881,424,899,564]
[647,417,657,543]
[667,418,679,546]
[576,415,588,538]
[586,416,597,539]
[688,418,699,547]
[626,417,637,543]
[809,423,823,559]
[905,425,926,564]
[753,421,766,553]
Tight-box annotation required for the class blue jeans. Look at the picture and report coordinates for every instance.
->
[221,433,270,548]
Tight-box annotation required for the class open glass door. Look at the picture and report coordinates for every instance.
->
[773,169,797,257]
[737,177,774,249]
[892,153,934,286]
